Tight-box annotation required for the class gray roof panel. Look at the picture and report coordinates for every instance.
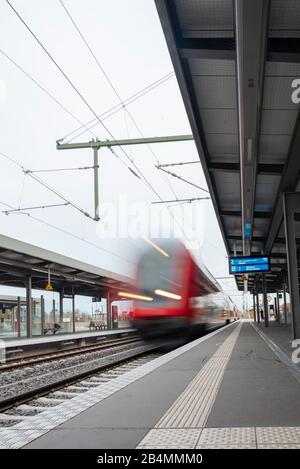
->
[193,75,237,109]
[155,0,300,291]
[175,0,234,37]
[189,58,236,76]
[269,0,300,37]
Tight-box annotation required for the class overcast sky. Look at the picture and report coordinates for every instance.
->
[0,0,246,307]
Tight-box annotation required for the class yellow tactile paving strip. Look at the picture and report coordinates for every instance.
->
[137,322,300,449]
[137,426,300,449]
[155,322,241,429]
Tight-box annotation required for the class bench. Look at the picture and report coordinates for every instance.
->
[43,323,61,335]
[89,321,107,331]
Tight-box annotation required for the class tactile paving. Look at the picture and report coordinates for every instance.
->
[196,427,256,448]
[257,444,300,449]
[137,429,202,449]
[0,323,235,449]
[154,323,242,428]
[256,426,300,444]
[137,426,300,449]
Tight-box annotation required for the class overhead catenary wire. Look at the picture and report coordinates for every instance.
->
[0,199,135,266]
[59,0,130,109]
[4,0,162,196]
[27,165,98,174]
[5,0,194,242]
[157,161,201,168]
[0,47,99,141]
[0,146,191,263]
[0,144,184,243]
[157,167,209,193]
[3,202,70,215]
[61,20,194,237]
[63,72,175,143]
[59,0,179,200]
[0,45,174,144]
[1,3,162,217]
[0,150,94,219]
[59,0,185,219]
[24,170,93,218]
[152,197,210,204]
[1,3,231,287]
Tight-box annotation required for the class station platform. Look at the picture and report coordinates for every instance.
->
[255,321,298,360]
[2,320,300,449]
[2,328,134,359]
[3,328,133,347]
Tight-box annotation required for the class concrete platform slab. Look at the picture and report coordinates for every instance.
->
[3,328,133,348]
[206,322,300,428]
[1,320,299,449]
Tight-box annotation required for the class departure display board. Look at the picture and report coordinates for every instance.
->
[229,256,270,274]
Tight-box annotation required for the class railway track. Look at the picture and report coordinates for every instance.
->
[0,341,162,416]
[0,324,229,430]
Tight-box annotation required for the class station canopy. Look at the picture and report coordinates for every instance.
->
[0,234,132,298]
[156,0,300,292]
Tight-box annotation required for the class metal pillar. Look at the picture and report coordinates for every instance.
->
[17,296,21,338]
[26,276,32,338]
[56,135,194,151]
[274,297,278,321]
[262,274,269,327]
[252,290,256,321]
[106,290,112,330]
[41,295,45,335]
[56,135,193,222]
[52,299,56,323]
[283,192,300,339]
[59,291,64,323]
[283,282,288,325]
[276,289,281,323]
[93,147,100,221]
[256,292,260,324]
[72,294,75,333]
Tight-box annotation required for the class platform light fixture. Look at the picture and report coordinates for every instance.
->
[117,292,153,302]
[154,289,182,300]
[45,266,53,291]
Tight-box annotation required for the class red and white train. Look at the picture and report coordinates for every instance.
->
[130,239,239,338]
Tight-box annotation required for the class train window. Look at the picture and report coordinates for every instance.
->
[137,245,185,307]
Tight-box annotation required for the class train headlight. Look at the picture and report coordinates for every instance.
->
[154,289,182,300]
[118,292,153,302]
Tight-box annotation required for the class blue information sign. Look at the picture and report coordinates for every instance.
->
[229,256,270,274]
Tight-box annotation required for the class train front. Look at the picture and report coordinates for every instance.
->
[130,239,191,338]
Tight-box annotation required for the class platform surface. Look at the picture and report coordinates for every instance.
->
[256,320,297,359]
[1,320,300,449]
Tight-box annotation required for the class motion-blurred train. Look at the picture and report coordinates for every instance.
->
[130,239,239,338]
